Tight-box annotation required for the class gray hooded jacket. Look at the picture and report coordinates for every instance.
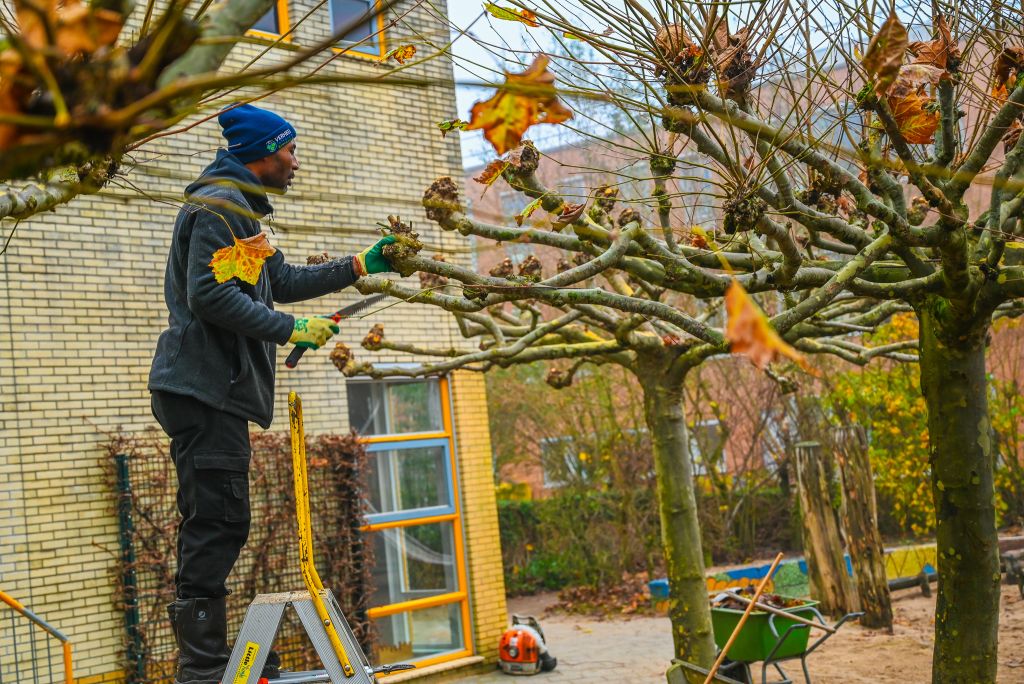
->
[149,150,357,428]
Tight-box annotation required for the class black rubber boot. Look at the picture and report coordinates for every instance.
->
[261,649,281,679]
[173,597,231,684]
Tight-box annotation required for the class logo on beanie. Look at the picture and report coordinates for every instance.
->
[265,129,293,153]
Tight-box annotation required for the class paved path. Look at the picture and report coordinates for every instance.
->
[455,594,675,683]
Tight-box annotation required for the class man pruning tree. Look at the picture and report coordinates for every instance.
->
[148,104,397,684]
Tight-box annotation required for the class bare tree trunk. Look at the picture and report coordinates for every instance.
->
[919,306,999,684]
[794,441,858,615]
[636,354,716,668]
[832,425,893,631]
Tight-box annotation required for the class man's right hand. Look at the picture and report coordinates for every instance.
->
[289,316,340,350]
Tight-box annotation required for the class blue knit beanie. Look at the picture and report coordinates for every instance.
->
[218,104,297,163]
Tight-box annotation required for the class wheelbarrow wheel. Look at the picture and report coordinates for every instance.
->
[719,658,753,684]
[665,659,748,684]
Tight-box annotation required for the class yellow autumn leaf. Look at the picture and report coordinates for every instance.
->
[484,3,539,27]
[466,55,573,155]
[724,280,811,371]
[515,194,544,226]
[209,233,277,285]
[384,44,416,64]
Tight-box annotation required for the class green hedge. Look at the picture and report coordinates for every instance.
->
[497,485,798,594]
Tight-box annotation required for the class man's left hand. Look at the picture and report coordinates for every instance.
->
[354,235,397,276]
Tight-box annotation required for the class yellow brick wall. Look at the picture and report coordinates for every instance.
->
[0,1,505,680]
[450,371,508,665]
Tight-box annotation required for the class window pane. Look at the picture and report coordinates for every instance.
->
[369,522,459,606]
[253,5,278,33]
[347,379,443,436]
[372,603,464,664]
[367,445,450,516]
[330,0,379,53]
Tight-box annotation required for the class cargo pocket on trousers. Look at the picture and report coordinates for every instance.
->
[224,475,250,523]
[193,451,251,523]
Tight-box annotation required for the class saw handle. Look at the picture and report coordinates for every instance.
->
[285,345,308,369]
[286,313,344,369]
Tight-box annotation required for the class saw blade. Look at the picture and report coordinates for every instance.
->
[336,293,387,318]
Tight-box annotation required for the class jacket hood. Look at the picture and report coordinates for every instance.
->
[185,149,274,217]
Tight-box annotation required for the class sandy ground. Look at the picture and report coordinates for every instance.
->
[456,584,1024,683]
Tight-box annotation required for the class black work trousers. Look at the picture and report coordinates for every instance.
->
[151,390,252,599]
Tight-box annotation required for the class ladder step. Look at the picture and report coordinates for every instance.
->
[268,671,331,683]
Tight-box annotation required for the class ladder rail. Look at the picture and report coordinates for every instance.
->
[289,392,357,677]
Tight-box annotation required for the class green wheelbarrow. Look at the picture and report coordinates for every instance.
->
[665,600,862,684]
[710,600,862,684]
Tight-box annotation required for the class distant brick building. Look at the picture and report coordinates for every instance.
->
[0,2,506,681]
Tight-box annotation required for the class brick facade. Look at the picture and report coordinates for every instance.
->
[0,2,506,680]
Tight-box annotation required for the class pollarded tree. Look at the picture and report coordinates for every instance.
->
[332,168,915,673]
[332,1,1024,680]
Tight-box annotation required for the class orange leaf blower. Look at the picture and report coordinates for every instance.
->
[498,615,557,676]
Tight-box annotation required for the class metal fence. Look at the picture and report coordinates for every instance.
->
[0,592,72,684]
[109,429,373,683]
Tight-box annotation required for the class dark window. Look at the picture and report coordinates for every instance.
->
[330,0,381,55]
[253,4,280,34]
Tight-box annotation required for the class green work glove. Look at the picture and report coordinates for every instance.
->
[289,316,340,350]
[354,235,397,276]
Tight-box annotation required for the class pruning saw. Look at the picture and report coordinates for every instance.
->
[285,293,387,369]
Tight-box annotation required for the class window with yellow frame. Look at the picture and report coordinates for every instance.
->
[347,376,473,668]
[250,0,290,38]
[329,0,386,58]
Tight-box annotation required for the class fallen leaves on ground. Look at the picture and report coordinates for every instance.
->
[209,233,277,285]
[466,55,573,155]
[552,572,658,617]
[725,280,811,371]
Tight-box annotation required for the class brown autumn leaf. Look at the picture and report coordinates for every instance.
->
[551,201,585,230]
[888,90,940,144]
[17,0,122,56]
[709,19,755,96]
[687,230,709,249]
[473,159,509,186]
[907,14,958,70]
[655,24,700,60]
[993,46,1024,99]
[888,63,945,99]
[54,2,123,55]
[725,280,811,371]
[466,55,573,155]
[862,12,909,98]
